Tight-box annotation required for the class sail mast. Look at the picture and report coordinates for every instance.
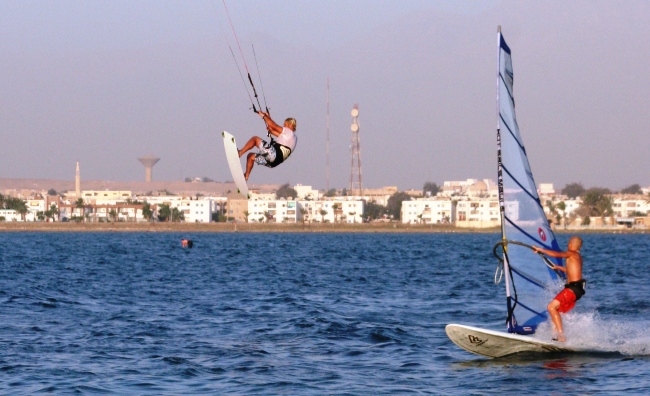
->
[496,25,515,331]
[496,25,507,242]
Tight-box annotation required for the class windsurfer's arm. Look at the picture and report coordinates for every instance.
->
[258,111,283,136]
[532,246,570,259]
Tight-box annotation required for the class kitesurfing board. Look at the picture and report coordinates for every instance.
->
[222,131,250,199]
[445,324,584,358]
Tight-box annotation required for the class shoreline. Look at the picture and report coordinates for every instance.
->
[0,222,478,233]
[0,222,646,234]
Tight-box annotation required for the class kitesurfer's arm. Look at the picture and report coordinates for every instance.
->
[258,111,283,137]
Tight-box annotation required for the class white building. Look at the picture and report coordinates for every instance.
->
[294,184,320,200]
[455,198,500,228]
[401,199,454,224]
[248,199,298,223]
[440,179,498,198]
[78,190,133,202]
[56,195,216,223]
[538,183,556,197]
[246,198,364,224]
[351,186,398,206]
[143,196,215,223]
[301,200,364,224]
[612,196,649,218]
[0,209,23,221]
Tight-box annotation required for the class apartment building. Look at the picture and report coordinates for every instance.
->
[245,198,364,224]
[248,199,298,223]
[455,198,500,228]
[401,199,454,224]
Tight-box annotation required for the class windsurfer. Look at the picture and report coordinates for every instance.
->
[238,111,297,181]
[533,236,584,342]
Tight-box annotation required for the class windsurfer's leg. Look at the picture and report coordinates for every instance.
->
[547,299,566,342]
[238,136,263,158]
[244,153,256,181]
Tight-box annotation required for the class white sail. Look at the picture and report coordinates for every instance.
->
[496,28,565,334]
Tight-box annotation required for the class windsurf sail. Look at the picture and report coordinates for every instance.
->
[496,26,565,335]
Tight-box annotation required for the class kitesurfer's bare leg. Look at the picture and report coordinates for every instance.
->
[547,299,566,342]
[244,153,256,181]
[238,136,263,158]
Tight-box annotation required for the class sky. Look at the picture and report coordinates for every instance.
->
[1,0,649,191]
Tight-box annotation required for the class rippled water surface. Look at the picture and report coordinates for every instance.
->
[1,232,649,394]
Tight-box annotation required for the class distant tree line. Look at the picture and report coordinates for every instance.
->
[555,182,649,226]
[561,182,645,198]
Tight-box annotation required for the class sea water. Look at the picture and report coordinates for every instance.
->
[0,232,649,394]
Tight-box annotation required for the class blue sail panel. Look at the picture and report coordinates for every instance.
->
[497,30,564,334]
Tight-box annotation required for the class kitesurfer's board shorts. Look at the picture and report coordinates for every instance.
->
[255,139,285,168]
[553,288,577,313]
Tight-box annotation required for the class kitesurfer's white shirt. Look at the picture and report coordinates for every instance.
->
[275,127,297,152]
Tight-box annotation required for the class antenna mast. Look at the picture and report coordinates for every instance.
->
[349,104,363,196]
[326,78,330,192]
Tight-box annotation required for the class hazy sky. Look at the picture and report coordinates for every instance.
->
[1,0,649,191]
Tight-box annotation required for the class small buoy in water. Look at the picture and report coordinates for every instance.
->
[181,239,193,248]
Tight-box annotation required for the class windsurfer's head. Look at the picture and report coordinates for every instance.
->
[284,118,297,131]
[568,236,582,251]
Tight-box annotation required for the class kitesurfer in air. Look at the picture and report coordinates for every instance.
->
[238,111,297,181]
[533,236,585,342]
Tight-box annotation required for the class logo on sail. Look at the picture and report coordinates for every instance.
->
[538,227,547,242]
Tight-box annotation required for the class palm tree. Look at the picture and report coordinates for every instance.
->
[243,211,250,223]
[52,203,59,221]
[595,196,614,226]
[545,200,558,228]
[75,198,86,222]
[319,209,328,223]
[142,202,153,222]
[555,201,567,229]
[15,200,28,221]
[349,211,356,224]
[451,200,459,223]
[158,204,171,222]
[171,207,184,222]
[109,209,118,222]
[568,211,577,228]
[332,203,340,223]
[263,211,272,223]
[299,207,308,228]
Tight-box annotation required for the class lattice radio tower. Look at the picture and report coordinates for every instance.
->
[349,104,363,196]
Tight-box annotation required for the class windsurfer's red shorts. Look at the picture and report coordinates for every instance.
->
[553,288,577,313]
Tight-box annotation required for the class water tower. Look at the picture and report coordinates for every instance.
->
[138,156,160,182]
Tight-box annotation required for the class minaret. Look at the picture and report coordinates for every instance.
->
[75,161,81,197]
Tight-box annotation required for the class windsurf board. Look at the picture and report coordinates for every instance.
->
[445,324,584,358]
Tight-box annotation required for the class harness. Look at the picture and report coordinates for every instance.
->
[261,133,296,168]
[565,279,586,301]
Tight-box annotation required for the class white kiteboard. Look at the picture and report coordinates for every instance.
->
[445,324,590,358]
[222,131,250,199]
